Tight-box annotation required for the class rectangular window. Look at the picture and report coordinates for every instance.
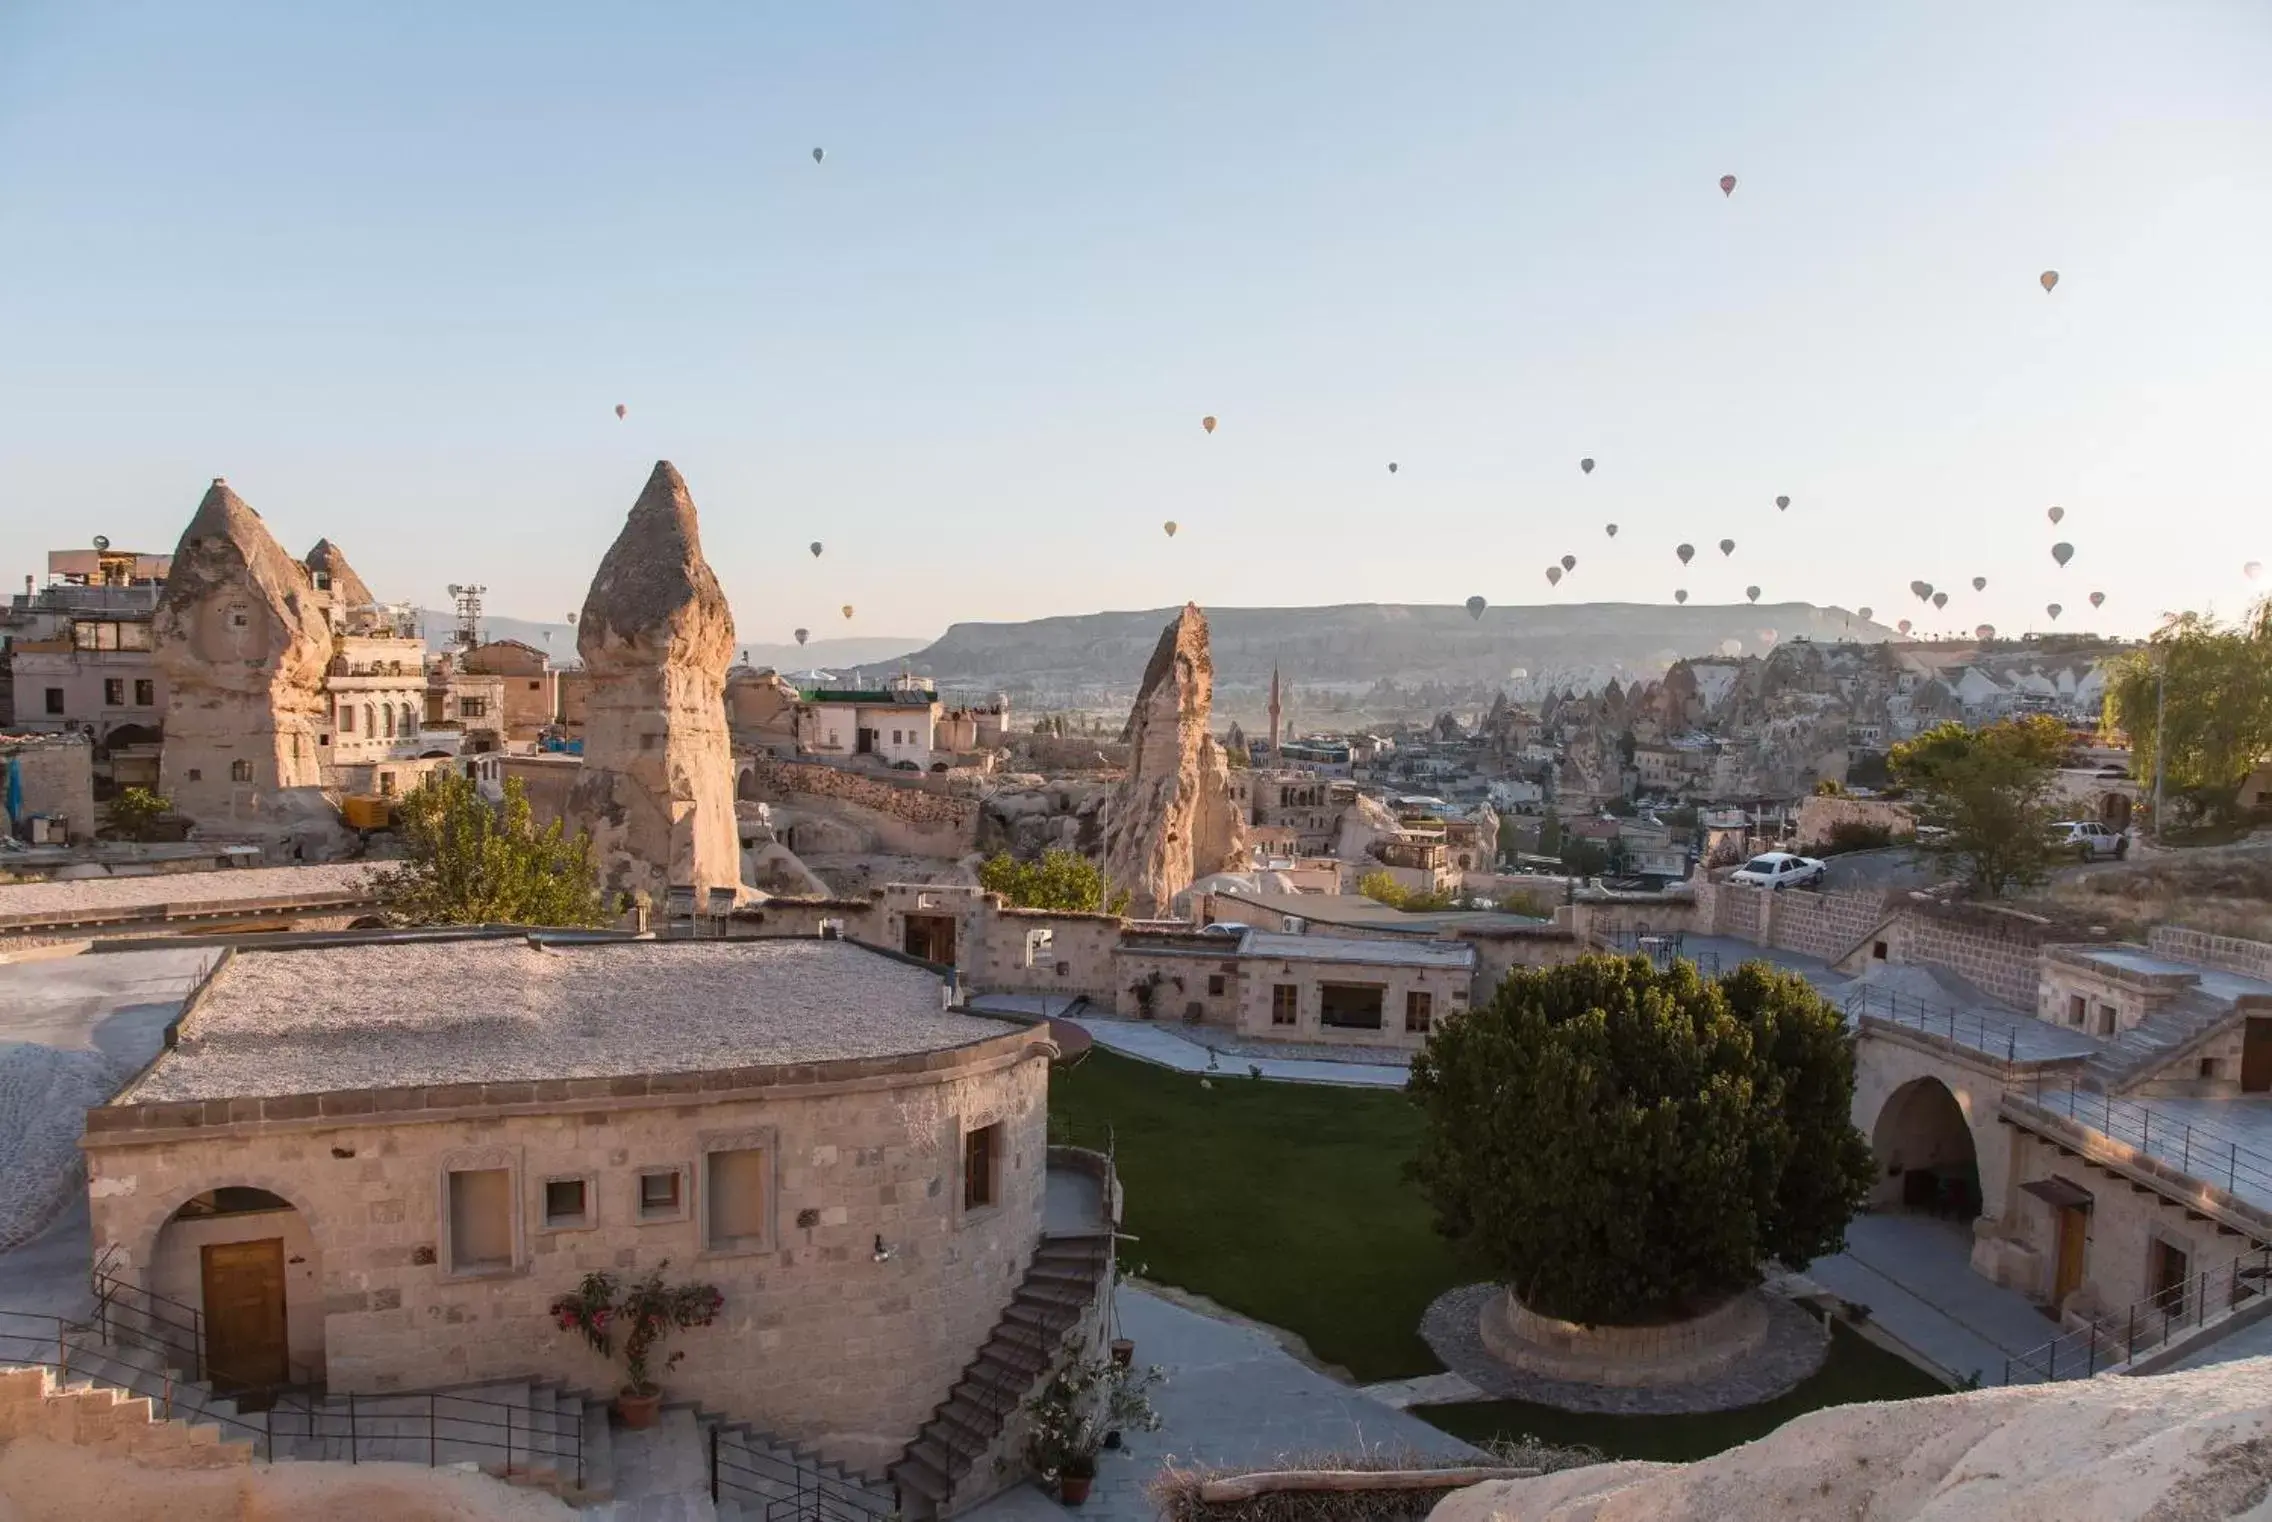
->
[1405,990,1434,1034]
[2200,1057,2220,1080]
[705,1148,769,1250]
[2067,994,2087,1027]
[447,1168,514,1271]
[638,1169,683,1221]
[1271,984,1298,1026]
[104,678,125,705]
[1207,975,1226,996]
[2098,1002,2118,1036]
[135,678,155,706]
[1319,983,1386,1030]
[43,687,64,715]
[542,1178,589,1229]
[340,704,354,732]
[963,1123,1000,1212]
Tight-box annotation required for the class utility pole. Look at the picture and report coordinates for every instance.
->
[2152,659,2166,846]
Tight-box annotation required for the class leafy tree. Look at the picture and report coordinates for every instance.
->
[1813,778,1845,797]
[102,786,173,842]
[2105,599,2272,825]
[1889,714,2070,897]
[1536,813,1563,858]
[372,773,608,927]
[978,849,1129,914]
[1355,869,1455,913]
[1408,956,1872,1325]
[1558,837,1610,877]
[1845,751,1893,791]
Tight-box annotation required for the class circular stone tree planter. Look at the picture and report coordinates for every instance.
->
[1479,1289,1770,1389]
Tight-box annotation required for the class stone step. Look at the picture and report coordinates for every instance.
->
[581,1398,616,1501]
[891,1452,951,1505]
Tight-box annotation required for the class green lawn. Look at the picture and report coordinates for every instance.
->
[1049,1048,1474,1381]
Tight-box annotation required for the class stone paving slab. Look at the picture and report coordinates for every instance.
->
[1801,1213,2056,1386]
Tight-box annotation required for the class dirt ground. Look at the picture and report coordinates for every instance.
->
[2025,831,2272,942]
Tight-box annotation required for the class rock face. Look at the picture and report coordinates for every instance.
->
[304,538,375,609]
[154,479,339,841]
[1427,1356,2272,1521]
[1099,604,1247,917]
[567,462,741,907]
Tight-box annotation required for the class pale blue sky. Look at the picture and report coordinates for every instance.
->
[2,2,2267,645]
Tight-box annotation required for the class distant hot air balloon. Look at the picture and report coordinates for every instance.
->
[1775,495,1790,511]
[1561,554,1576,572]
[1202,415,1217,434]
[1971,576,1987,592]
[794,628,809,646]
[614,404,627,420]
[566,612,578,625]
[812,147,826,164]
[1676,543,1695,565]
[1163,521,1178,538]
[1605,523,1619,538]
[1719,538,1736,557]
[1858,606,1873,621]
[1757,629,1778,645]
[2247,562,2264,581]
[1719,174,1737,197]
[1546,566,1563,587]
[810,541,823,558]
[1580,458,1595,475]
[841,604,854,620]
[2040,270,2058,292]
[1719,639,1743,657]
[2047,505,2066,525]
[1746,586,1761,603]
[1465,596,1486,620]
[1976,624,1996,641]
[1897,619,1912,635]
[1674,589,1689,604]
[2089,592,2105,609]
[2047,603,2063,621]
[1387,462,1398,474]
[1508,667,1527,682]
[1933,591,1949,610]
[2052,542,2074,567]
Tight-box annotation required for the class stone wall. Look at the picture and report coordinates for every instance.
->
[0,1365,251,1470]
[2149,926,2272,984]
[1231,952,1473,1050]
[0,734,96,843]
[1113,942,1244,1024]
[737,755,976,849]
[1850,1025,2016,1229]
[1755,885,1891,963]
[85,1035,1053,1475]
[1794,794,1916,849]
[1883,901,2049,1012]
[971,908,1122,1006]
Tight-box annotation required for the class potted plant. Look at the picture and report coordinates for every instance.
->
[1022,1356,1165,1506]
[551,1262,724,1429]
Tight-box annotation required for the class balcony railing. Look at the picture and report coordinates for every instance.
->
[1845,985,2021,1065]
[2002,1245,2272,1384]
[2013,1075,2272,1208]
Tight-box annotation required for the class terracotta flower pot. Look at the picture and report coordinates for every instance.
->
[615,1386,663,1429]
[1109,1339,1135,1367]
[1059,1473,1093,1505]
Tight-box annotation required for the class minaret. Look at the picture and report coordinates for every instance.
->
[1267,665,1282,762]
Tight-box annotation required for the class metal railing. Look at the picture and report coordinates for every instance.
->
[1846,985,2021,1066]
[2002,1246,2272,1384]
[1589,931,1719,977]
[711,1428,898,1522]
[91,1244,204,1378]
[2016,1076,2272,1207]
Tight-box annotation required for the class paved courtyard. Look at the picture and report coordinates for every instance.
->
[1801,1213,2056,1386]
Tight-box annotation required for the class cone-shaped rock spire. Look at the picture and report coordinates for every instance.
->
[304,538,375,608]
[1100,603,1247,916]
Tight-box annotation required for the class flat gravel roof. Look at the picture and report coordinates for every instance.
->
[123,936,1011,1104]
[1240,931,1476,969]
[0,864,375,921]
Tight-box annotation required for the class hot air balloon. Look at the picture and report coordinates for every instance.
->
[2052,542,2074,567]
[1674,589,1688,604]
[1719,538,1736,557]
[1933,591,1948,611]
[2040,270,2058,292]
[794,628,809,645]
[1580,458,1595,475]
[1561,554,1576,572]
[1719,639,1742,657]
[1775,495,1790,511]
[1746,586,1761,603]
[1757,629,1778,646]
[1545,566,1563,587]
[1201,416,1217,434]
[1676,543,1695,565]
[614,404,627,420]
[1971,576,1987,592]
[2089,592,2105,609]
[1508,667,1528,683]
[1605,523,1619,538]
[812,147,826,164]
[1719,174,1737,197]
[1163,521,1178,538]
[1897,619,1913,635]
[1858,607,1873,621]
[2247,562,2263,581]
[1465,596,1486,620]
[810,542,823,558]
[566,612,578,625]
[2047,603,2063,621]
[841,605,854,620]
[2048,505,2066,525]
[1387,462,1398,474]
[1976,624,1996,641]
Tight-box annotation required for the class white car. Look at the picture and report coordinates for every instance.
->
[2050,820,2129,862]
[1728,851,1827,890]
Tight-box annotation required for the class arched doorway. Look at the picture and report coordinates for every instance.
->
[149,1187,324,1392]
[1871,1077,1981,1221]
[737,767,760,802]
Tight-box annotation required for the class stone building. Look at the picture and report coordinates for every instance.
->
[461,639,560,743]
[0,730,97,843]
[83,931,1111,1499]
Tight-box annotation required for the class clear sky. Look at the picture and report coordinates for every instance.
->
[2,2,2267,646]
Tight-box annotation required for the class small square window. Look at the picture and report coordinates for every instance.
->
[638,1169,684,1220]
[229,758,253,783]
[186,767,201,782]
[1271,984,1298,1026]
[1405,990,1434,1034]
[1872,940,1888,961]
[543,1178,589,1228]
[104,678,125,706]
[963,1123,1001,1212]
[134,678,155,706]
[2200,1057,2219,1080]
[1207,975,1226,997]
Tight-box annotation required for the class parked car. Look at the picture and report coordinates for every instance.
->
[1727,851,1828,890]
[2050,820,2129,861]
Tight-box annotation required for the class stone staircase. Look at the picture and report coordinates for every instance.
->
[890,1230,1115,1518]
[2080,989,2236,1093]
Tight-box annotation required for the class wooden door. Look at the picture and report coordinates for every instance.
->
[2052,1206,2088,1305]
[201,1238,288,1392]
[2243,1019,2272,1093]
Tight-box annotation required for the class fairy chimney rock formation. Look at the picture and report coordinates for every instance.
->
[1101,603,1248,917]
[153,479,338,835]
[568,461,742,907]
[304,538,375,610]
